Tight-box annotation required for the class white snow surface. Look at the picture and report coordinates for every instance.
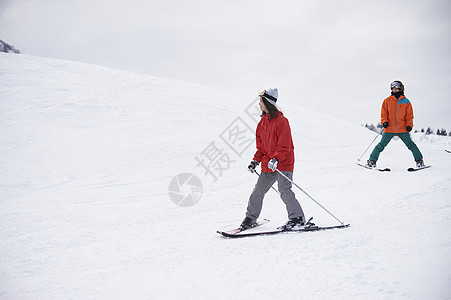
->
[1,53,451,299]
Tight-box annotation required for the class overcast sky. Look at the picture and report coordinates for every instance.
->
[1,0,450,130]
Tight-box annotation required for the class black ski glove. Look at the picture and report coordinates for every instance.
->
[248,160,259,173]
[406,126,412,132]
[383,122,389,128]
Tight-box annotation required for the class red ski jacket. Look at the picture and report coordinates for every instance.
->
[253,111,295,173]
[381,95,414,134]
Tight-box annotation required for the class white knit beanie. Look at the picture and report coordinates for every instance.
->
[259,88,278,106]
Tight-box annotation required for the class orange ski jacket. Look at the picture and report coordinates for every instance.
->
[253,111,295,173]
[381,95,414,134]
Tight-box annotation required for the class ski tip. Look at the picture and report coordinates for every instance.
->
[357,163,390,172]
[407,165,431,172]
[217,231,233,237]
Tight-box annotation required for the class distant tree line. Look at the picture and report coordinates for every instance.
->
[364,123,451,136]
[0,39,20,54]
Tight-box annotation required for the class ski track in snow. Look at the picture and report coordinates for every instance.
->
[1,53,451,299]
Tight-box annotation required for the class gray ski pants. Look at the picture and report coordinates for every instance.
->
[246,171,305,221]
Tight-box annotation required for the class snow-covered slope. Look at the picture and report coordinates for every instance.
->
[1,53,450,299]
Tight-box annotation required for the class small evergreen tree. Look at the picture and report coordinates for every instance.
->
[0,40,20,53]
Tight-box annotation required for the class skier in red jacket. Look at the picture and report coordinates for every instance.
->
[240,88,306,230]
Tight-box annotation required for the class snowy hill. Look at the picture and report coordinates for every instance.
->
[1,53,450,299]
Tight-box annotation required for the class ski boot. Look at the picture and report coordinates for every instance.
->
[416,159,425,168]
[239,217,257,230]
[278,216,306,231]
[366,160,376,168]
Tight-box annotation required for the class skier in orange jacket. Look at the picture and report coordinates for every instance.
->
[367,80,425,168]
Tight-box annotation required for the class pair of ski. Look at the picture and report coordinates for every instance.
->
[357,163,431,172]
[217,219,350,238]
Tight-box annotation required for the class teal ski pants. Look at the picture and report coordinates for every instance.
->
[369,132,423,162]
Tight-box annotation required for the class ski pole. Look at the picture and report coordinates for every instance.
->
[275,169,344,225]
[357,127,384,162]
[254,170,280,195]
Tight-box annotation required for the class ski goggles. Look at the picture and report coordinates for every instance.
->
[390,81,403,89]
[258,89,277,106]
